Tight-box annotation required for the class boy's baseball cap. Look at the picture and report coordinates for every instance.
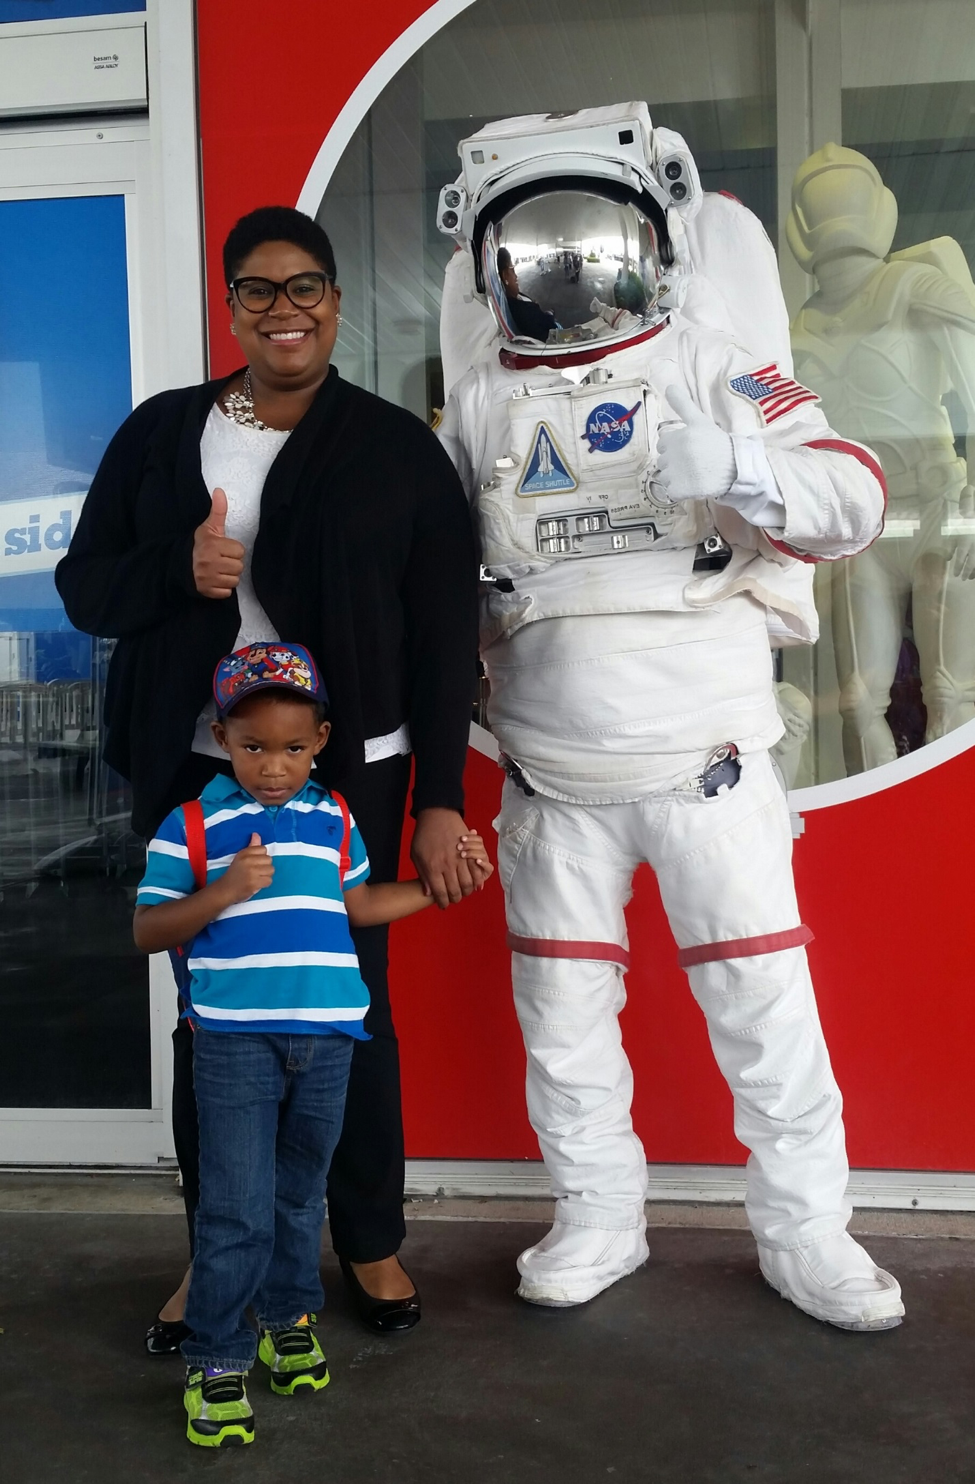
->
[213,642,328,717]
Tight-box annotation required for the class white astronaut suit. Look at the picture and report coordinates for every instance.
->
[436,104,904,1330]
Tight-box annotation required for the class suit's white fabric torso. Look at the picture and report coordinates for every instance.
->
[439,318,884,800]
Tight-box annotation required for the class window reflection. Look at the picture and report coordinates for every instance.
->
[0,195,149,1110]
[787,145,975,775]
[323,0,777,421]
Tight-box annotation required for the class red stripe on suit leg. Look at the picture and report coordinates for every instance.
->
[507,933,631,969]
[677,925,814,969]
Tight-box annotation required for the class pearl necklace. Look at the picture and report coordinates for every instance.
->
[223,369,271,431]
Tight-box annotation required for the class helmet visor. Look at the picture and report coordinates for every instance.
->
[482,190,662,349]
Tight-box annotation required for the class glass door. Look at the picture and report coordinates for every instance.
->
[0,125,174,1163]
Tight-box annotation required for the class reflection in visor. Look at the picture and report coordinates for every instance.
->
[482,191,662,347]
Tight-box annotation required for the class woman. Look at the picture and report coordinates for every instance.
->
[56,206,479,1344]
[497,247,558,341]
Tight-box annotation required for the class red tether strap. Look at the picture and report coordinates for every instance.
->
[677,924,814,969]
[507,932,630,969]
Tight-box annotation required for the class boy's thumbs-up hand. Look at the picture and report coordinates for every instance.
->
[221,833,274,904]
[193,486,245,599]
[652,384,737,506]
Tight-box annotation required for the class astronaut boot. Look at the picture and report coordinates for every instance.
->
[758,1232,904,1331]
[516,1218,649,1308]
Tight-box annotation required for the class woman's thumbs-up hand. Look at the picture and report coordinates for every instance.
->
[192,487,246,599]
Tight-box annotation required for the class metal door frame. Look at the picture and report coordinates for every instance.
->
[0,0,204,1165]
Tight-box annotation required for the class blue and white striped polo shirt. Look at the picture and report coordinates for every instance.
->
[137,773,371,1038]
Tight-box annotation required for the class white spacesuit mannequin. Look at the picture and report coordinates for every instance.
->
[437,103,902,1330]
[787,144,975,773]
[439,184,814,786]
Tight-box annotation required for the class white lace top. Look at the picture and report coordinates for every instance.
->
[192,404,291,757]
[190,400,412,766]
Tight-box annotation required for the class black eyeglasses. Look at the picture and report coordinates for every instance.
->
[230,271,334,313]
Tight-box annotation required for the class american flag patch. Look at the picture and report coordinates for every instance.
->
[728,364,820,425]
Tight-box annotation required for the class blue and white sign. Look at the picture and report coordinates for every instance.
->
[0,193,130,630]
[0,2,144,20]
[518,422,578,496]
[1,493,87,576]
[583,401,640,454]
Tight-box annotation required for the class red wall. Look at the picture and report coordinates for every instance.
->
[392,744,975,1170]
[197,0,975,1171]
[197,1,444,379]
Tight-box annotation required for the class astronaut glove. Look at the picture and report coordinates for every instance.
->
[652,385,737,505]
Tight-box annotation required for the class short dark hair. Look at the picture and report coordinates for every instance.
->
[497,247,512,272]
[223,206,337,286]
[223,687,330,727]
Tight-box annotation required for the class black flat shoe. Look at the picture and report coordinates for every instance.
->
[145,1317,193,1355]
[339,1257,421,1334]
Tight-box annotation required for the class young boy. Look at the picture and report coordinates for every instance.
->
[134,642,491,1448]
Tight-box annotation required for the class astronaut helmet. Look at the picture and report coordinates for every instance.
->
[438,103,703,363]
[786,143,897,273]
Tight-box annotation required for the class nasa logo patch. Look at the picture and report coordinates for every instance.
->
[583,401,640,454]
[518,422,578,496]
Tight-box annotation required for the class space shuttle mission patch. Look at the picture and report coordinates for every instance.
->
[728,364,820,425]
[518,422,578,496]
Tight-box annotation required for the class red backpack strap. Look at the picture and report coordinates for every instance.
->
[181,798,208,891]
[331,790,352,883]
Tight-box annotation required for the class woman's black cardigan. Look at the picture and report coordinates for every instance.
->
[55,367,480,837]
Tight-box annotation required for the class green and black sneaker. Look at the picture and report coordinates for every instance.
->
[258,1314,330,1396]
[183,1366,255,1448]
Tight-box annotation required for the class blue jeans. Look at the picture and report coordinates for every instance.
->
[182,1029,354,1371]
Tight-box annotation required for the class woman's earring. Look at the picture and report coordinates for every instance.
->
[336,313,343,326]
[230,324,237,336]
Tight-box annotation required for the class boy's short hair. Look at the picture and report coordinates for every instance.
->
[223,687,329,728]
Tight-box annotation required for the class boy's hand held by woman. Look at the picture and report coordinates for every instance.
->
[411,807,478,908]
[457,831,494,891]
